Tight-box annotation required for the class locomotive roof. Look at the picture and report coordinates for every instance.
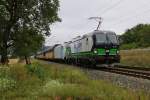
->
[65,30,116,44]
[87,30,116,36]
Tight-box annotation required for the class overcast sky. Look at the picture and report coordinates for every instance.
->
[45,0,150,46]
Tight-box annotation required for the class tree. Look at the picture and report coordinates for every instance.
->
[13,27,44,64]
[121,24,150,49]
[0,0,60,64]
[121,24,144,44]
[137,26,150,47]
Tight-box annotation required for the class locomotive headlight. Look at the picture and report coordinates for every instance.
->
[94,50,98,54]
[117,50,120,54]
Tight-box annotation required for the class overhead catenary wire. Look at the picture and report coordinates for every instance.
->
[91,0,124,30]
[89,1,130,31]
[108,8,150,27]
[99,0,124,15]
[102,0,150,28]
[89,0,150,32]
[106,0,150,21]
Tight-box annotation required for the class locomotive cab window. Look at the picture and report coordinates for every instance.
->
[107,34,118,44]
[95,34,107,44]
[86,38,88,45]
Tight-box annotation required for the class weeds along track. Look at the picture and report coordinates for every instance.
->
[40,60,150,80]
[98,66,150,80]
[66,63,150,80]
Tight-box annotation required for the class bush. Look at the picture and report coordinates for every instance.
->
[41,79,95,99]
[120,43,138,50]
[25,63,46,80]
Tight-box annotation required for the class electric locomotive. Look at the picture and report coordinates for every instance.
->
[65,30,120,65]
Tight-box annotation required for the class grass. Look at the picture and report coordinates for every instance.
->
[0,60,150,99]
[120,49,150,68]
[8,59,19,64]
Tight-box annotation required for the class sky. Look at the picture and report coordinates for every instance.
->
[45,0,150,46]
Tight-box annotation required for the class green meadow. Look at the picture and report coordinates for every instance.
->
[0,60,149,100]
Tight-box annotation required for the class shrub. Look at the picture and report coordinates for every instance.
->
[25,63,46,80]
[41,79,95,99]
[120,43,138,50]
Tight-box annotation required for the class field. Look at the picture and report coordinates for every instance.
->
[120,49,150,68]
[0,60,150,100]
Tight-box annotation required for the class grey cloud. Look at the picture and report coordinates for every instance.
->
[46,0,150,46]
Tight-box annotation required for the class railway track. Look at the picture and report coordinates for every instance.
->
[114,64,150,71]
[98,66,150,80]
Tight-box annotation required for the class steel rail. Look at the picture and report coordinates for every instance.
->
[99,66,150,80]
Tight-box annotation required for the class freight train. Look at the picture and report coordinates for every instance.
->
[36,30,120,66]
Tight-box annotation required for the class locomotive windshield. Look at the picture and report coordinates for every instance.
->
[96,34,107,44]
[107,34,118,44]
[95,32,118,45]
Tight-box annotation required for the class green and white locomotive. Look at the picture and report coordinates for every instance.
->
[65,30,120,66]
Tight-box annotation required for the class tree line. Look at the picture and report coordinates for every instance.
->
[120,24,150,49]
[0,0,60,64]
